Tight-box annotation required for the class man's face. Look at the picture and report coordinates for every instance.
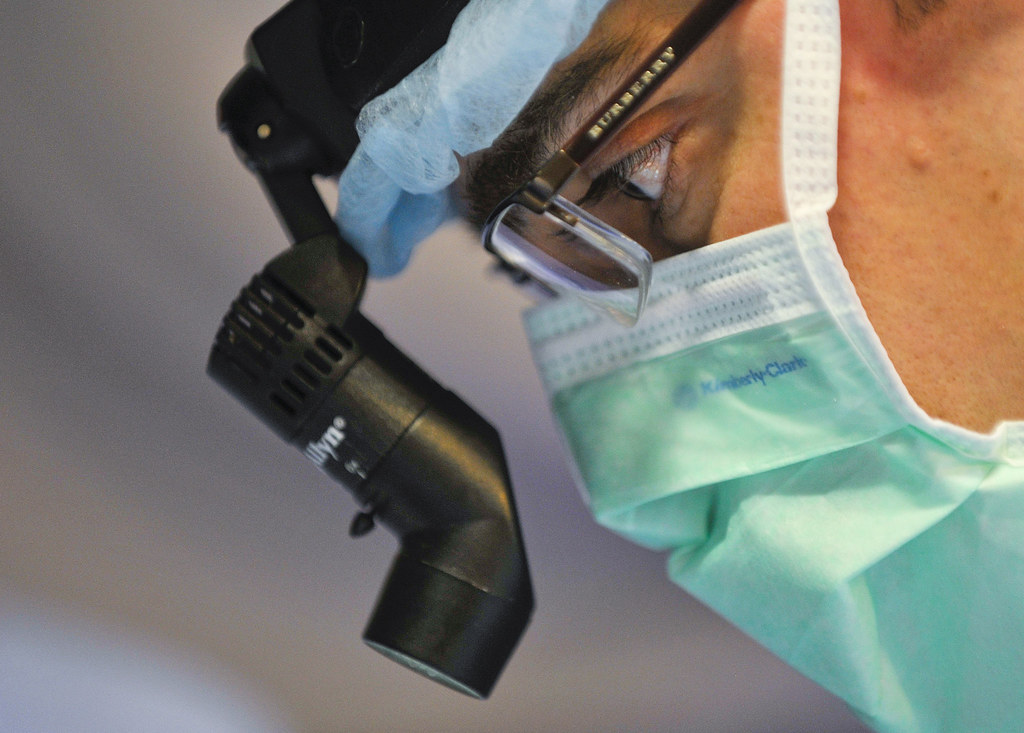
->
[466,0,789,263]
[464,0,1024,433]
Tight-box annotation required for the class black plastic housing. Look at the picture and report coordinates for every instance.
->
[208,233,533,699]
[231,0,471,175]
[210,0,532,698]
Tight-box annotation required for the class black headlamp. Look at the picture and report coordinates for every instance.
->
[208,0,533,699]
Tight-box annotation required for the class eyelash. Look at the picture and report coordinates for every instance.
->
[582,136,671,205]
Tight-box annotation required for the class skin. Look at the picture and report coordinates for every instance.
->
[831,0,1024,432]
[470,0,1024,433]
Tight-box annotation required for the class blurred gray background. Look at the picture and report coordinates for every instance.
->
[0,1,871,730]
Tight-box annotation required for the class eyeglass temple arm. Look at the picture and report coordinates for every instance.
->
[521,0,745,212]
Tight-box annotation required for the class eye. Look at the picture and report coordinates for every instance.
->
[580,137,672,205]
[617,140,671,200]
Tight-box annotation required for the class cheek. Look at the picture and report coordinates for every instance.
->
[707,22,788,241]
[696,0,787,244]
[651,108,786,252]
[650,118,737,253]
[655,9,788,251]
[709,124,787,242]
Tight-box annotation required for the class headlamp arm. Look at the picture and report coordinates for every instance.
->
[208,0,532,700]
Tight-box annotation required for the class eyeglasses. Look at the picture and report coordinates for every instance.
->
[481,0,744,325]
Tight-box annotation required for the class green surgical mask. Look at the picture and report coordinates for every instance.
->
[523,2,1024,731]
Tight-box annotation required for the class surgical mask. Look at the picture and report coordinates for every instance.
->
[524,1,1024,732]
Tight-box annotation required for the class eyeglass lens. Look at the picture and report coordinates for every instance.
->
[489,196,652,324]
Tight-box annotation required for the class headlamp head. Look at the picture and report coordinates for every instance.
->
[209,0,533,698]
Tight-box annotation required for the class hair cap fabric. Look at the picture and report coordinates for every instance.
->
[335,0,612,276]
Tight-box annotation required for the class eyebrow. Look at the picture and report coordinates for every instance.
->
[461,36,637,229]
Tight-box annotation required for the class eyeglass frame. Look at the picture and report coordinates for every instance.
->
[481,0,745,260]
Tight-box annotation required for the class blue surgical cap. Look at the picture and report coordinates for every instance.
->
[335,0,613,276]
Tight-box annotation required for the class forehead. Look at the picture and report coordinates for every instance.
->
[572,0,700,52]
